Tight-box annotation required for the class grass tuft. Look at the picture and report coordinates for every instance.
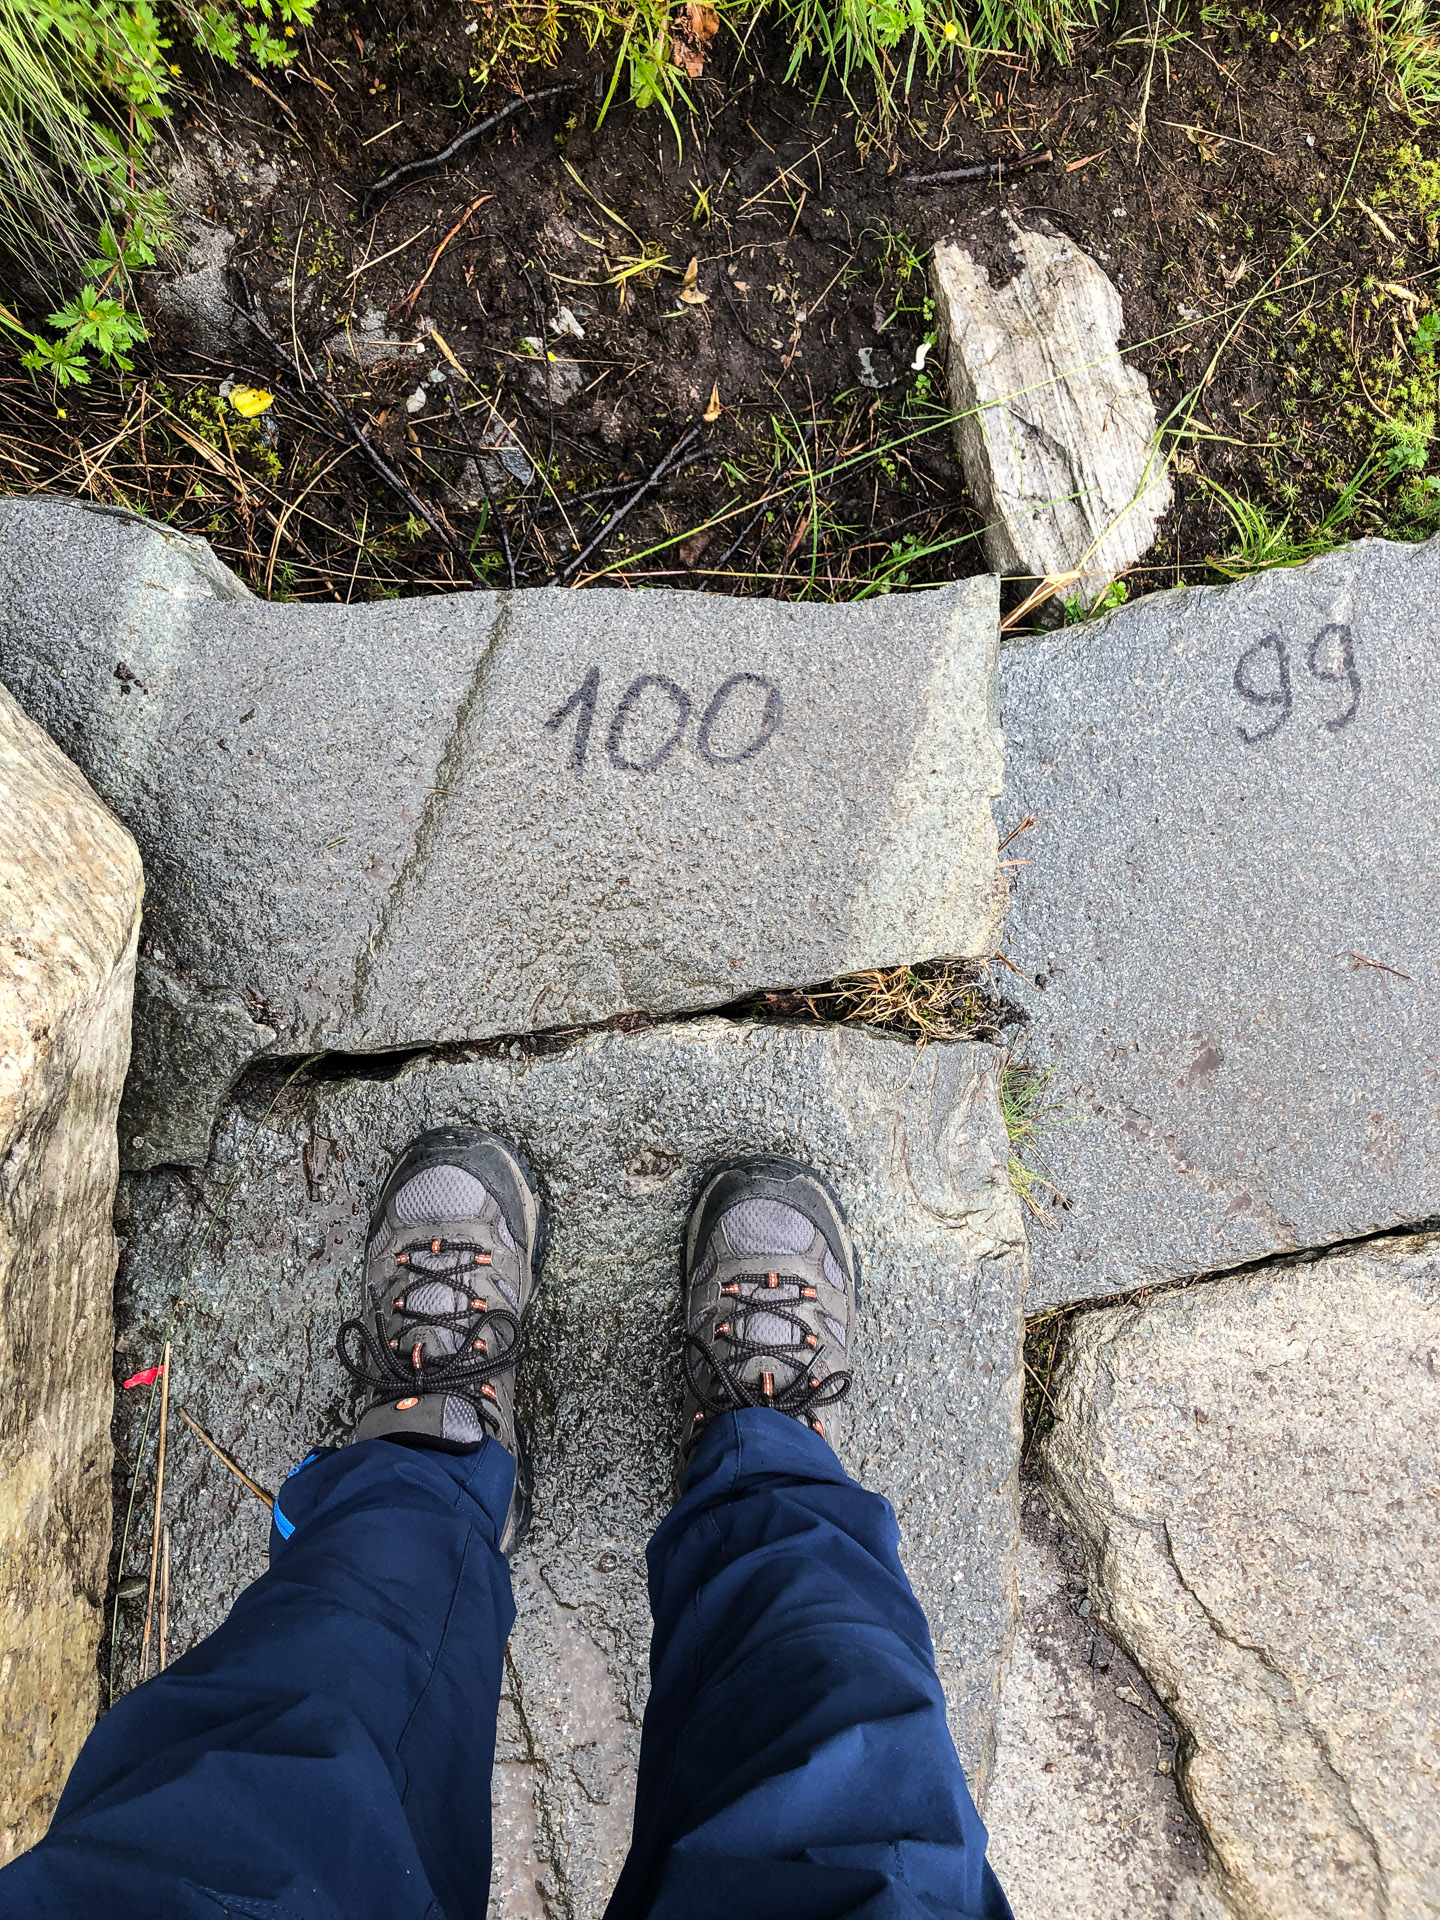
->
[801,962,1004,1042]
[999,1053,1061,1220]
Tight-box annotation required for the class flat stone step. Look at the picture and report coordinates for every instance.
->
[1043,1230,1440,1919]
[0,498,1005,1172]
[1000,537,1440,1309]
[113,1018,1027,1915]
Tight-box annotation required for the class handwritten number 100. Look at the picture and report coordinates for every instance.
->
[1233,625,1360,743]
[546,668,783,774]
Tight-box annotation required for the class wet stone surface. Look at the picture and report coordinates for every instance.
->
[983,1488,1224,1920]
[113,1018,1027,1918]
[999,536,1440,1309]
[1044,1230,1440,1920]
[0,497,1005,1173]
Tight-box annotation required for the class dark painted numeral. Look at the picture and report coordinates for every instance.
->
[1232,627,1362,744]
[1233,632,1292,744]
[697,672,784,766]
[546,670,783,776]
[1307,623,1360,731]
[606,673,693,773]
[545,665,600,770]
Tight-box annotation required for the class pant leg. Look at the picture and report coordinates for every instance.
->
[606,1409,1012,1920]
[0,1437,516,1920]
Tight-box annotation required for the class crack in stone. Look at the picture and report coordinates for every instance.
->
[1155,1518,1389,1915]
[349,593,511,1027]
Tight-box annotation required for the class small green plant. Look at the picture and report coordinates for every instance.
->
[0,0,315,386]
[999,1054,1061,1221]
[1063,576,1129,623]
[1205,459,1379,577]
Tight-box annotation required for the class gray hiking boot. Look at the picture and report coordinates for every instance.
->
[338,1125,546,1552]
[679,1153,858,1486]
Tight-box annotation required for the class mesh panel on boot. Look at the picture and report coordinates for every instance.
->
[722,1199,813,1256]
[443,1398,485,1444]
[394,1166,490,1224]
[822,1247,847,1291]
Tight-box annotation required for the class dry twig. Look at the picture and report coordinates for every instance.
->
[138,1340,171,1682]
[903,149,1052,188]
[177,1405,275,1511]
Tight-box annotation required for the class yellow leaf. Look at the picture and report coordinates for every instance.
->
[703,381,722,422]
[229,386,274,418]
[679,256,707,305]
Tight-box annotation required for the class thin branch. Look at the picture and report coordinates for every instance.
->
[903,149,1053,188]
[138,1341,171,1683]
[361,86,576,219]
[176,1405,275,1511]
[232,296,471,569]
[552,423,703,586]
[445,381,515,589]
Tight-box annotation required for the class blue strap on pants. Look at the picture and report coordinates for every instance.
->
[0,1410,1010,1920]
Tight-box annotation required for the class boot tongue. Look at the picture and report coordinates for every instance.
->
[403,1270,471,1361]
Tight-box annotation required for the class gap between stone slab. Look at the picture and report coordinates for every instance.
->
[1021,1212,1440,1467]
[229,960,1026,1101]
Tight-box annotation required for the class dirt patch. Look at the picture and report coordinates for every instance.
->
[2,11,1437,607]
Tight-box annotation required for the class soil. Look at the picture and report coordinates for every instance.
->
[3,7,1437,609]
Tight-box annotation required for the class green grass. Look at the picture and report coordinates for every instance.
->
[999,1055,1061,1221]
[0,0,315,385]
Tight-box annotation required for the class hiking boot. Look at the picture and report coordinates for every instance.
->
[338,1125,546,1552]
[679,1153,859,1486]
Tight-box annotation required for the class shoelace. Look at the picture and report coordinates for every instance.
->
[683,1270,851,1442]
[337,1235,522,1435]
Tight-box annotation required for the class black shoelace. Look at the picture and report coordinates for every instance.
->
[682,1276,851,1434]
[337,1236,522,1435]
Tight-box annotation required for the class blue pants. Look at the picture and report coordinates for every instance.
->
[0,1411,1010,1920]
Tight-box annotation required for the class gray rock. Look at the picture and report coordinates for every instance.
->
[1043,1232,1440,1920]
[151,219,240,355]
[984,1488,1230,1920]
[933,221,1171,613]
[999,539,1440,1309]
[1,497,1006,1168]
[325,308,427,369]
[0,681,142,1862]
[111,1019,1027,1915]
[522,352,586,406]
[119,961,277,1172]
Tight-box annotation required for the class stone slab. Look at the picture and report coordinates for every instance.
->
[999,539,1440,1309]
[984,1487,1226,1920]
[933,221,1171,612]
[1044,1233,1440,1920]
[112,1019,1027,1916]
[0,498,1005,1171]
[0,682,142,1861]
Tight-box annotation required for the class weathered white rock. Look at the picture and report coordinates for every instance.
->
[112,1019,1027,1915]
[1044,1233,1440,1920]
[0,684,142,1861]
[0,497,1005,1171]
[984,1488,1229,1920]
[999,540,1440,1309]
[933,219,1171,610]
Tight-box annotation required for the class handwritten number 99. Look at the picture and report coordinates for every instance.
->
[1233,624,1360,744]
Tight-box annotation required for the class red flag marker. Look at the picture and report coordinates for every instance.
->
[122,1365,165,1389]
